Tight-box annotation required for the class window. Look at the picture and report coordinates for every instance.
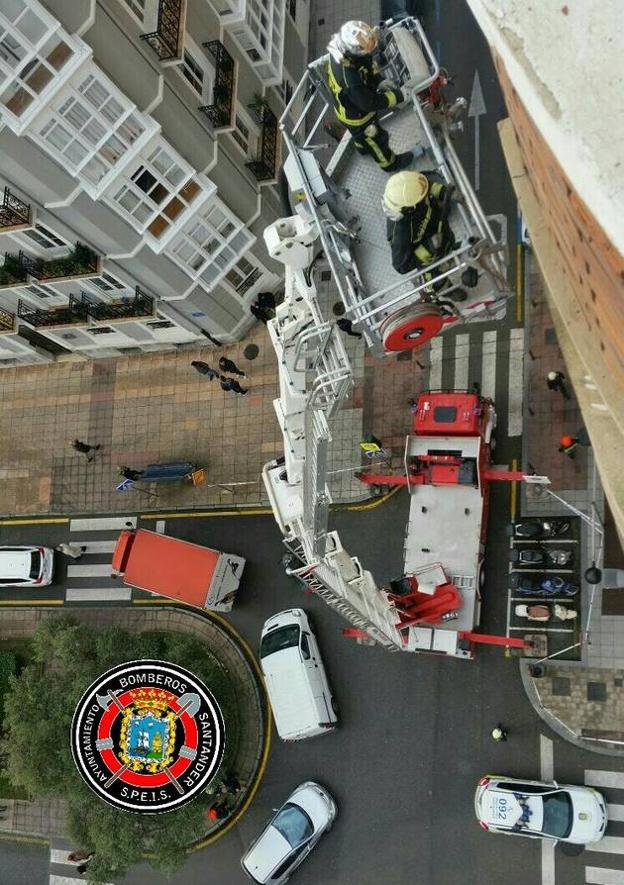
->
[123,0,146,21]
[181,49,204,96]
[231,115,250,153]
[37,66,148,188]
[225,255,260,293]
[300,633,310,660]
[260,625,300,658]
[87,272,126,293]
[272,804,313,848]
[88,326,115,334]
[22,224,67,250]
[541,793,573,839]
[147,319,175,329]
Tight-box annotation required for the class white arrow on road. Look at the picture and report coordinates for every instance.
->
[468,69,487,192]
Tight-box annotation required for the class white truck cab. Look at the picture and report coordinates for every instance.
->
[259,609,338,741]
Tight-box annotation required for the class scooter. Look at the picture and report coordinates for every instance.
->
[510,573,579,596]
[510,547,573,567]
[514,603,578,622]
[506,520,570,540]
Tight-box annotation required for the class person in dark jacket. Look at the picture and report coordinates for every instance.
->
[382,170,456,281]
[250,302,270,324]
[219,356,245,377]
[191,360,219,380]
[220,376,248,395]
[327,21,412,172]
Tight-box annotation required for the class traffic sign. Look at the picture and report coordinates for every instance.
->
[116,479,135,492]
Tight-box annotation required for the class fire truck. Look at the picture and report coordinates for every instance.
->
[261,17,527,657]
[357,390,497,658]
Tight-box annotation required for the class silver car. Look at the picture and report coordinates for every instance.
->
[241,782,337,884]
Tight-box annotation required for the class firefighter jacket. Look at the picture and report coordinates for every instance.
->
[327,54,402,127]
[387,181,449,275]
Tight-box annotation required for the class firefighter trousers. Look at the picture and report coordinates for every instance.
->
[347,118,397,170]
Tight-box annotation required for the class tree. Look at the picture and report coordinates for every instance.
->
[1,616,240,882]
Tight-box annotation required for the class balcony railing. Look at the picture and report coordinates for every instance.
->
[18,242,100,282]
[245,104,279,182]
[18,293,90,328]
[0,187,31,231]
[81,287,155,322]
[140,0,184,61]
[199,41,236,129]
[237,267,262,296]
[0,253,28,287]
[0,306,16,333]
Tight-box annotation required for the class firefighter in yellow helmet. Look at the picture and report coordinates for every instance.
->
[327,21,412,173]
[382,171,456,279]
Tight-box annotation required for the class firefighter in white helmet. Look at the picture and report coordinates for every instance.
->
[327,21,412,172]
[382,170,456,279]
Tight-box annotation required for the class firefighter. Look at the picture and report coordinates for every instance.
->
[327,21,412,173]
[382,170,456,279]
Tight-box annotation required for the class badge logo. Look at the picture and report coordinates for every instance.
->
[71,660,225,813]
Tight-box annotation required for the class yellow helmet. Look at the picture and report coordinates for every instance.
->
[382,172,429,218]
[337,21,378,56]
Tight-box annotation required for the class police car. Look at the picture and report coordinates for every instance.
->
[474,775,607,845]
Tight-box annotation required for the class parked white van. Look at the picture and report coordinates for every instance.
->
[259,609,338,741]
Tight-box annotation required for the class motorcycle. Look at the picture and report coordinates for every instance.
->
[506,520,570,540]
[510,547,573,567]
[514,603,578,622]
[510,573,579,596]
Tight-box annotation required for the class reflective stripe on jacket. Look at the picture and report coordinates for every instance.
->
[327,56,400,127]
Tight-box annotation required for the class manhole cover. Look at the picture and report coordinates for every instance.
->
[332,302,345,317]
[244,344,259,360]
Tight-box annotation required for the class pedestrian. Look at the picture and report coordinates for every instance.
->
[546,370,570,400]
[191,360,219,380]
[250,302,270,324]
[70,439,101,462]
[56,542,87,559]
[559,434,578,459]
[336,317,362,339]
[207,801,228,821]
[118,466,143,482]
[218,356,246,377]
[491,723,508,742]
[257,290,276,311]
[220,376,247,396]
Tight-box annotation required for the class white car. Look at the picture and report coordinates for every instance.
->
[260,609,338,740]
[241,781,337,884]
[0,546,54,587]
[475,775,608,845]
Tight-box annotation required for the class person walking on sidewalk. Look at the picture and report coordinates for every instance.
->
[191,360,219,380]
[220,376,248,395]
[546,370,570,400]
[119,466,143,482]
[491,723,508,742]
[336,317,363,339]
[56,543,87,559]
[219,356,246,377]
[70,439,101,462]
[559,434,578,459]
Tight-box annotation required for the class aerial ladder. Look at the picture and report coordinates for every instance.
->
[262,17,518,656]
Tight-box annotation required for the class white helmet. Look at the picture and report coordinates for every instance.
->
[337,21,378,57]
[382,171,429,219]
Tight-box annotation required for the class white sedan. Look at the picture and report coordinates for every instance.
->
[241,782,337,884]
[475,775,608,844]
[0,546,54,587]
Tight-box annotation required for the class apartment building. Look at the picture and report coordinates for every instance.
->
[0,0,310,364]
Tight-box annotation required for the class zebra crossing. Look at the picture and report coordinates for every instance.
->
[48,845,113,884]
[425,325,525,439]
[63,515,137,603]
[583,769,624,885]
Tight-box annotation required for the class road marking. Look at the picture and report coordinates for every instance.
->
[608,804,624,821]
[428,337,443,389]
[468,70,486,192]
[50,878,113,885]
[67,564,114,578]
[540,734,554,781]
[542,840,555,885]
[68,541,116,554]
[0,517,68,525]
[586,771,624,790]
[586,868,624,884]
[453,333,470,390]
[480,330,497,401]
[587,837,624,855]
[65,587,132,602]
[155,520,165,533]
[69,516,136,532]
[0,599,63,606]
[508,328,524,436]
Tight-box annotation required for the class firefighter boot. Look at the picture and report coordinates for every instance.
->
[386,151,413,173]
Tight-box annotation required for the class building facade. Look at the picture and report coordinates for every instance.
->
[0,0,310,364]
